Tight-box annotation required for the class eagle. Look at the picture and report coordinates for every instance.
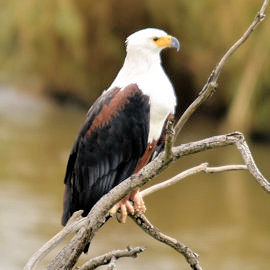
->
[62,28,180,226]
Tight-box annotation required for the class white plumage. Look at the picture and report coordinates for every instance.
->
[110,28,178,142]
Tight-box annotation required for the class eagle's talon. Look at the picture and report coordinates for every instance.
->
[110,190,145,223]
[130,189,146,213]
[120,203,128,223]
[115,210,122,223]
[109,204,119,217]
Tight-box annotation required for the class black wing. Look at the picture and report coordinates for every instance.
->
[62,84,150,225]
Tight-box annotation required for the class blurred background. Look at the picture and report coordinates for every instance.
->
[0,0,270,269]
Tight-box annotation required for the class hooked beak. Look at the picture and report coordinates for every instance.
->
[169,36,180,51]
[154,35,180,51]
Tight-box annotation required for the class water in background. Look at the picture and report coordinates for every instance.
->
[0,87,270,270]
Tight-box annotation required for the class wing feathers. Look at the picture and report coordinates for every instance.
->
[62,84,150,225]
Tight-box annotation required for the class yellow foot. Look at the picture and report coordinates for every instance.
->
[109,189,146,223]
[130,189,146,214]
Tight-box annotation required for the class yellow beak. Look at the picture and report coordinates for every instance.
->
[154,35,180,51]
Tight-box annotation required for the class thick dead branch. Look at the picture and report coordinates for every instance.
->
[174,0,269,140]
[141,163,247,197]
[25,132,269,270]
[22,132,268,270]
[131,214,202,270]
[79,246,145,270]
[46,134,232,269]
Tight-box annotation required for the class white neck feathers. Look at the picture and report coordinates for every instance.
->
[110,48,161,89]
[109,47,177,142]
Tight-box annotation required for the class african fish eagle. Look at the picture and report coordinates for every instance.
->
[62,28,180,225]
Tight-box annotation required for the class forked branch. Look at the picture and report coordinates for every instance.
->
[79,246,145,270]
[131,214,202,270]
[25,132,269,270]
[235,137,270,192]
[141,163,247,197]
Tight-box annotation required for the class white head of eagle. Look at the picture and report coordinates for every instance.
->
[62,28,180,228]
[110,28,180,142]
[126,28,180,53]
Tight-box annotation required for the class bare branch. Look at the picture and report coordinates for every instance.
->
[174,0,269,140]
[107,256,116,270]
[164,117,175,162]
[235,137,270,192]
[79,246,145,270]
[26,132,268,270]
[26,138,239,269]
[66,210,84,226]
[40,132,269,269]
[27,132,266,270]
[131,214,202,270]
[173,132,270,192]
[141,163,247,198]
[205,164,247,173]
[141,163,208,197]
[47,133,239,269]
[24,211,85,270]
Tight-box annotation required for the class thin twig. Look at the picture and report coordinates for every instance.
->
[236,137,270,192]
[79,246,145,270]
[141,163,247,198]
[24,211,85,270]
[174,0,269,140]
[205,164,247,173]
[131,214,203,270]
[141,163,208,197]
[164,117,175,162]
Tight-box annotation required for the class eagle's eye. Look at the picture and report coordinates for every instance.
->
[152,37,159,41]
